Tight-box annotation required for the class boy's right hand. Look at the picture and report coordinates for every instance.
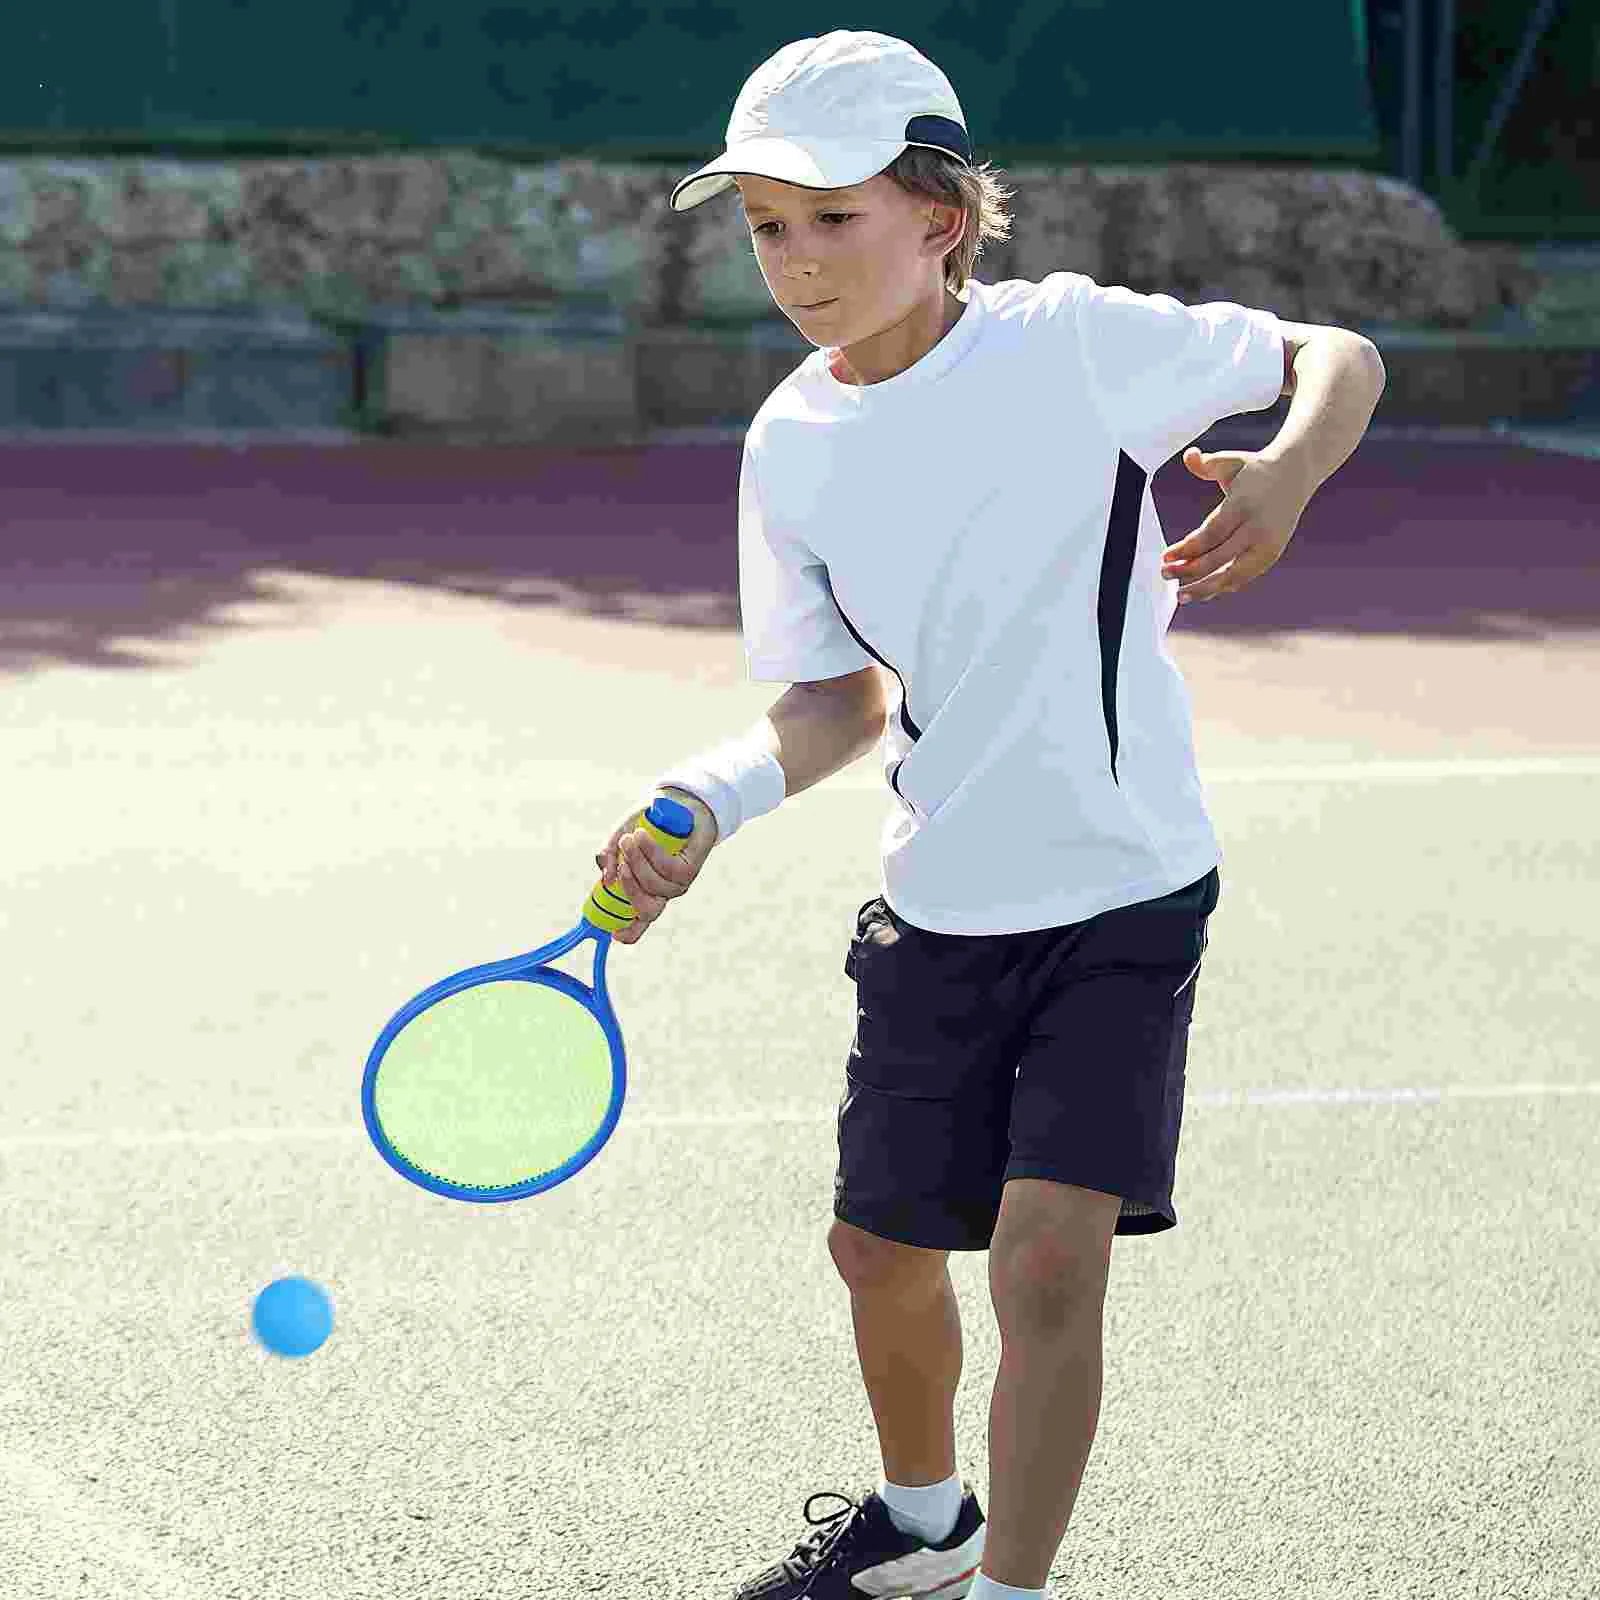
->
[595,788,719,944]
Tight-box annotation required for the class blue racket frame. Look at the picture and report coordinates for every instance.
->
[360,920,625,1204]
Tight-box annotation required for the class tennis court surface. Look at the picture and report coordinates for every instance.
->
[2,430,1595,1598]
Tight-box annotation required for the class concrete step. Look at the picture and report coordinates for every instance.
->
[0,306,1595,439]
[1367,330,1600,426]
[0,307,354,432]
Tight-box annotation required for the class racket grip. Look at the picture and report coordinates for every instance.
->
[583,795,696,933]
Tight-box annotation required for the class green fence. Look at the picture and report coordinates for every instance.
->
[0,1,1376,161]
[1363,0,1599,241]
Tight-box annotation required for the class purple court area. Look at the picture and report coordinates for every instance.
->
[1,437,1596,677]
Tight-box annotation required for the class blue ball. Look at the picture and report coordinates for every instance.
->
[252,1276,333,1358]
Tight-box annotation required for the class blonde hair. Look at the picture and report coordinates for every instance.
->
[882,145,1015,293]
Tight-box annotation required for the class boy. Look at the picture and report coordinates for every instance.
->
[595,29,1384,1600]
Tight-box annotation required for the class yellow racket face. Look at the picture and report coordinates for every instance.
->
[364,796,694,1201]
[369,976,619,1198]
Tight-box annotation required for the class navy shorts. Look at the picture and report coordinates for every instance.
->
[834,867,1220,1249]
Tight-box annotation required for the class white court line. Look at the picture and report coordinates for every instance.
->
[831,753,1600,792]
[1,1082,1596,1153]
[1201,756,1600,785]
[1191,1082,1600,1108]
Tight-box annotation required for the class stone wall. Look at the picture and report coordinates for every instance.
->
[0,153,1544,331]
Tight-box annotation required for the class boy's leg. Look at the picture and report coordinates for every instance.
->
[982,1177,1122,1589]
[980,871,1218,1586]
[828,1219,962,1486]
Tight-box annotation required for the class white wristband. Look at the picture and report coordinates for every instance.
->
[656,731,787,844]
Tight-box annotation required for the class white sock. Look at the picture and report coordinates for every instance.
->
[877,1469,963,1545]
[967,1575,1046,1600]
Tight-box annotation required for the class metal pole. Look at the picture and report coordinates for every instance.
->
[160,0,180,77]
[144,0,179,125]
[1466,0,1565,186]
[1434,0,1455,187]
[1401,0,1424,189]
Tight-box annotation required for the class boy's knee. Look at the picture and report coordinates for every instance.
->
[828,1218,948,1296]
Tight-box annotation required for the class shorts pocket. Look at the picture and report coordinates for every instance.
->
[844,895,890,980]
[846,909,1017,1102]
[1078,868,1218,1003]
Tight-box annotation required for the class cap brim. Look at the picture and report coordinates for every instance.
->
[669,135,908,212]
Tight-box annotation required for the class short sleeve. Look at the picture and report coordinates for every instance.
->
[737,443,874,684]
[1075,280,1286,473]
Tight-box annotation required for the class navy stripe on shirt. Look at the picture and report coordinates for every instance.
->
[823,570,921,810]
[1097,451,1148,786]
[823,571,922,741]
[826,447,1145,805]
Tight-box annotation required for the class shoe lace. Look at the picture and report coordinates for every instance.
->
[781,1490,868,1580]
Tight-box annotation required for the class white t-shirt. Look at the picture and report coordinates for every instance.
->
[738,271,1286,935]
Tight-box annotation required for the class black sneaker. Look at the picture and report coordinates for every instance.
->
[731,1483,986,1600]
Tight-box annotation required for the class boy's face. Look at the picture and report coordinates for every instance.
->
[734,173,961,345]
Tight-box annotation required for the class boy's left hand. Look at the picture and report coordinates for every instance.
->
[1161,446,1313,604]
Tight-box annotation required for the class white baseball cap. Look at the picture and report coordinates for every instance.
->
[669,31,972,213]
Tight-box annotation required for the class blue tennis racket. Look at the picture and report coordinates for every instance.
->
[360,796,695,1203]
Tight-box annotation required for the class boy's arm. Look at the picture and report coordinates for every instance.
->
[662,665,887,831]
[1259,322,1387,494]
[759,665,889,798]
[1161,321,1386,606]
[604,667,887,943]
